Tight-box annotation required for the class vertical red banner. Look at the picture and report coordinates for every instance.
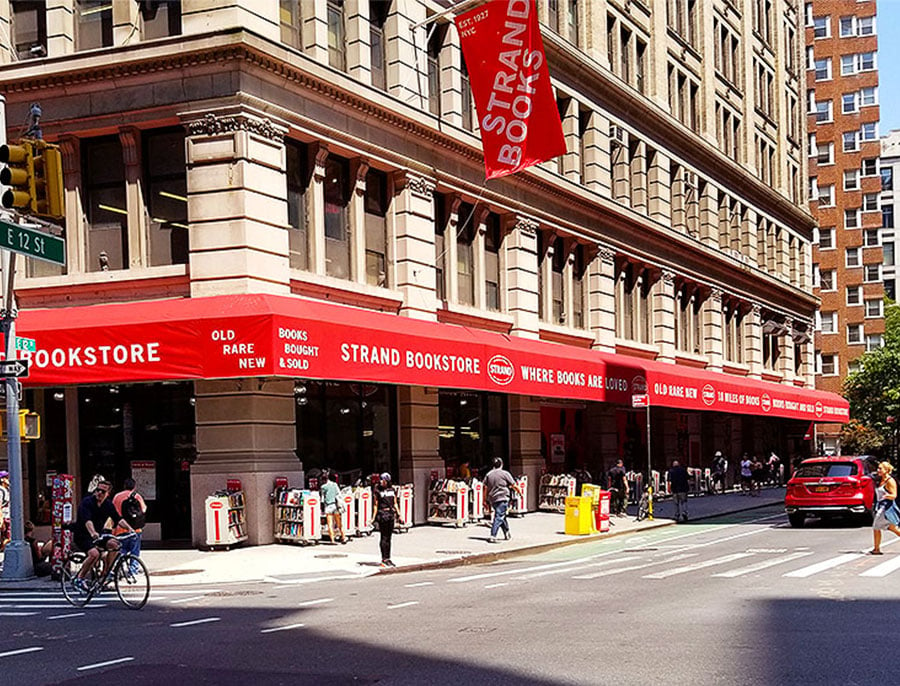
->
[455,0,566,179]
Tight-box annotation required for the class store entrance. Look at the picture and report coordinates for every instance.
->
[78,382,195,541]
[438,390,508,479]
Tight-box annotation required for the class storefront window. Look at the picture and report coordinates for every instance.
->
[295,381,396,483]
[438,390,507,476]
[83,136,127,271]
[144,129,188,266]
[78,382,195,540]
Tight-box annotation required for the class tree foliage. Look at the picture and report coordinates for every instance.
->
[839,419,885,455]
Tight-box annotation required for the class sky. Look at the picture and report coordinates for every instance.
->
[880,0,900,135]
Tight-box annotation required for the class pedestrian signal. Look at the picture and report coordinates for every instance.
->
[0,409,40,440]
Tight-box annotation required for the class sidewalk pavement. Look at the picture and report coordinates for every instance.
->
[0,487,785,591]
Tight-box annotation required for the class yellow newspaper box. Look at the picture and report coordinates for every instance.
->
[581,484,602,532]
[565,495,593,535]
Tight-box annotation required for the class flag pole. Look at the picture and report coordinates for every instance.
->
[409,0,486,30]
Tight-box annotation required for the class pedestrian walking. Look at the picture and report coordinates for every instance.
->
[667,460,691,522]
[320,471,347,544]
[767,452,782,486]
[607,459,629,517]
[750,455,765,496]
[870,461,900,555]
[372,472,401,567]
[710,451,728,494]
[740,454,752,495]
[484,458,522,543]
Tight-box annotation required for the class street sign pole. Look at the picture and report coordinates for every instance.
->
[646,403,653,520]
[0,91,34,580]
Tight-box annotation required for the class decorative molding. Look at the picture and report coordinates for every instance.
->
[186,112,284,141]
[57,136,80,176]
[119,127,141,167]
[352,159,370,196]
[313,143,329,182]
[394,173,435,200]
[750,302,762,317]
[661,269,676,285]
[596,243,615,264]
[514,216,538,237]
[710,287,723,303]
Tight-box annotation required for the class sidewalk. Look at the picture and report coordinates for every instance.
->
[0,487,785,590]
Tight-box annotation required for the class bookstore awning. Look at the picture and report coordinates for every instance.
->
[14,293,848,423]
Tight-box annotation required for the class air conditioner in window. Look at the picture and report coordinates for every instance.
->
[609,125,627,147]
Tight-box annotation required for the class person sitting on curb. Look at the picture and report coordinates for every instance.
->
[24,520,53,577]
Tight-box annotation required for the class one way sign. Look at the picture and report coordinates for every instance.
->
[0,359,30,377]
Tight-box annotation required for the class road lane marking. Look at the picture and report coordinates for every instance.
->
[0,612,38,617]
[644,552,754,579]
[572,553,699,580]
[484,583,508,589]
[47,613,86,620]
[713,552,814,578]
[170,617,221,628]
[261,623,306,633]
[449,552,621,583]
[0,647,43,658]
[784,553,864,578]
[1,604,107,610]
[170,596,205,604]
[298,598,334,607]
[77,657,134,671]
[860,555,900,577]
[516,556,642,580]
[387,601,419,609]
[404,582,434,588]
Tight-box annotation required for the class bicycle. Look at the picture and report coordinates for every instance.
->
[60,533,150,610]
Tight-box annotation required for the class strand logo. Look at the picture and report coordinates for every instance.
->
[761,393,772,413]
[631,375,647,395]
[487,354,515,386]
[702,384,716,406]
[815,401,824,418]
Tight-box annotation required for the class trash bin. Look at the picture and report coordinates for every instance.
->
[564,495,593,536]
[596,490,611,533]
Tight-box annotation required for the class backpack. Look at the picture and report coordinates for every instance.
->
[121,492,146,529]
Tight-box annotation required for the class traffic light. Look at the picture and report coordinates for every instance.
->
[0,409,41,441]
[0,139,65,220]
[0,140,36,213]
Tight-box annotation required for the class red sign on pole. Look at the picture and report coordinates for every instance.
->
[632,394,649,408]
[455,0,566,179]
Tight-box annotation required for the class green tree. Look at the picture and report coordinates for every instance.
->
[839,419,885,455]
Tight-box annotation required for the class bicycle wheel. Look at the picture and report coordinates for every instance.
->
[60,553,93,608]
[114,555,150,609]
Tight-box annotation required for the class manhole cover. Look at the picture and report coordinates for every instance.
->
[435,550,472,555]
[151,569,204,577]
[314,553,349,559]
[206,590,264,597]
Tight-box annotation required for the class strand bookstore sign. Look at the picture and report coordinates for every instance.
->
[7,293,849,424]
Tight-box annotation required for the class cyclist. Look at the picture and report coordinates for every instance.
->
[72,479,135,590]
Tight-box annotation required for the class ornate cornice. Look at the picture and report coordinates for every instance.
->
[186,112,283,141]
[394,172,436,200]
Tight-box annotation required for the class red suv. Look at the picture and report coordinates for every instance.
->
[784,456,876,527]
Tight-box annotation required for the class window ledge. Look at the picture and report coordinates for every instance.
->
[674,351,708,368]
[539,322,593,348]
[615,338,659,360]
[761,371,783,382]
[722,361,751,376]
[438,301,513,334]
[290,271,404,314]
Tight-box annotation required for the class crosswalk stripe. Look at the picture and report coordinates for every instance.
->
[644,552,754,579]
[712,551,814,578]
[572,553,699,580]
[860,555,900,578]
[517,556,642,580]
[783,553,863,578]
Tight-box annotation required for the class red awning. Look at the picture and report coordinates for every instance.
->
[13,293,848,423]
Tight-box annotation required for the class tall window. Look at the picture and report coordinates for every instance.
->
[484,213,501,311]
[76,0,113,51]
[616,263,650,343]
[762,329,780,371]
[140,0,181,39]
[572,245,585,328]
[456,202,476,306]
[723,303,743,364]
[551,238,565,323]
[364,168,388,287]
[426,24,445,116]
[434,194,446,301]
[324,155,350,279]
[280,0,301,48]
[675,286,702,354]
[11,1,47,59]
[461,57,474,131]
[143,130,187,266]
[286,140,310,270]
[370,1,391,91]
[327,0,346,71]
[83,137,127,271]
[567,0,579,44]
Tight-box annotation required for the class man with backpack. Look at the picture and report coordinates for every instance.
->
[114,478,147,573]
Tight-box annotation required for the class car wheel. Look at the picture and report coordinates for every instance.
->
[788,512,805,528]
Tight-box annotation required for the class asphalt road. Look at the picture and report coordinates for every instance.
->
[3,505,899,685]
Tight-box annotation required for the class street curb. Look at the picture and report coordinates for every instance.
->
[377,498,784,575]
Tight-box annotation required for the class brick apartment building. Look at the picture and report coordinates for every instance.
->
[807,0,883,454]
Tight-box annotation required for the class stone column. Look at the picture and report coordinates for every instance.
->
[119,128,147,269]
[779,319,795,383]
[349,159,369,284]
[746,303,763,379]
[386,0,425,106]
[539,234,555,324]
[560,98,580,181]
[190,379,300,546]
[58,136,83,273]
[0,1,10,65]
[300,0,328,62]
[344,0,370,82]
[589,243,617,353]
[473,205,489,311]
[653,270,676,363]
[801,323,815,386]
[46,0,75,56]
[442,26,463,128]
[182,0,280,39]
[397,386,441,524]
[393,172,438,321]
[113,0,139,45]
[582,111,610,196]
[445,195,461,303]
[699,182,718,248]
[505,216,540,339]
[648,152,671,226]
[508,395,543,511]
[741,208,758,263]
[308,144,329,275]
[629,141,648,213]
[704,288,725,373]
[184,109,290,296]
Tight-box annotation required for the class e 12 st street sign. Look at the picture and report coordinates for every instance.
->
[0,219,65,265]
[0,359,29,378]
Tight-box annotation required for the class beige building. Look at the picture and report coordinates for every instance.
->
[0,1,844,546]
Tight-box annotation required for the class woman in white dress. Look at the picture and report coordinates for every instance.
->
[870,461,900,555]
